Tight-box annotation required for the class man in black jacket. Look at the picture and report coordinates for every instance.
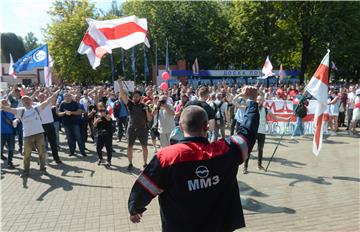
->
[128,86,259,232]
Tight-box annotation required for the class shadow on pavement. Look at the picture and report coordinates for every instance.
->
[238,181,269,197]
[241,198,296,214]
[251,170,332,187]
[48,162,95,178]
[322,138,349,144]
[261,157,307,169]
[104,163,142,175]
[23,172,112,201]
[332,176,360,183]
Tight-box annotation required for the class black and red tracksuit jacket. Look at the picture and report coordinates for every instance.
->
[128,101,259,232]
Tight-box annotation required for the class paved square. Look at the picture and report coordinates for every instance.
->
[1,132,359,231]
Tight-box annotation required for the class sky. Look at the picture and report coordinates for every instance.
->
[0,0,118,42]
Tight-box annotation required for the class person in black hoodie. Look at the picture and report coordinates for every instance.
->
[93,102,114,167]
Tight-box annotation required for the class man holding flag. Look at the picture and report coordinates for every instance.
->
[305,50,330,156]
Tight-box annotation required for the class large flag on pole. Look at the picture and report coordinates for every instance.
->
[13,44,49,73]
[44,54,53,87]
[192,58,199,76]
[8,53,17,78]
[261,56,275,77]
[87,15,150,50]
[78,25,112,69]
[279,63,284,81]
[305,50,330,156]
[78,15,149,69]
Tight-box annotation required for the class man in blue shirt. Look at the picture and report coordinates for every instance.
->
[1,99,16,169]
[58,93,86,157]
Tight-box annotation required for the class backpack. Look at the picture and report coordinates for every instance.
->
[214,102,225,124]
[294,96,307,118]
[20,107,42,123]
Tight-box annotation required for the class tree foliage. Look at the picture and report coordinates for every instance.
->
[24,32,40,52]
[1,33,26,63]
[44,0,114,83]
[42,0,360,83]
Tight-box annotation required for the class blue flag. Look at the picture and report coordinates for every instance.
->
[13,44,49,73]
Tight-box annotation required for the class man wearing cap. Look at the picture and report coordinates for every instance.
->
[1,90,60,177]
[128,86,259,232]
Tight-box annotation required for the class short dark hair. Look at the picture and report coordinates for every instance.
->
[198,86,209,99]
[180,106,208,134]
[133,90,142,96]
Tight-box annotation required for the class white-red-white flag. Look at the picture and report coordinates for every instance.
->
[305,50,330,156]
[279,63,284,81]
[87,15,150,50]
[8,53,17,78]
[192,58,199,76]
[44,54,54,87]
[78,25,112,69]
[262,56,275,77]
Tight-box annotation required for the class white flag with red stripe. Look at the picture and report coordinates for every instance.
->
[8,53,17,78]
[44,54,54,87]
[87,15,150,50]
[305,50,330,156]
[262,56,275,77]
[78,25,112,69]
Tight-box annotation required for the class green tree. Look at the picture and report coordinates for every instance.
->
[44,0,113,83]
[24,32,40,52]
[122,0,230,71]
[1,33,26,63]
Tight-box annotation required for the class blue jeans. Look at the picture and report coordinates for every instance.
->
[1,133,15,165]
[63,124,85,155]
[292,117,304,137]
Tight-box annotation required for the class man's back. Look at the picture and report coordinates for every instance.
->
[153,138,246,232]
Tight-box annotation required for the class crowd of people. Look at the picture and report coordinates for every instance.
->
[0,79,359,176]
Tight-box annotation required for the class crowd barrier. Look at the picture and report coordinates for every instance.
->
[264,100,329,135]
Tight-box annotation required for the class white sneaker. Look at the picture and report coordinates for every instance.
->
[330,131,337,136]
[291,136,295,140]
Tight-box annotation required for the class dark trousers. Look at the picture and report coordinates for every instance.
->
[230,119,236,136]
[347,109,354,129]
[338,111,346,126]
[80,119,88,143]
[117,116,128,140]
[245,133,266,168]
[42,123,60,161]
[1,134,15,165]
[96,134,112,162]
[64,124,86,155]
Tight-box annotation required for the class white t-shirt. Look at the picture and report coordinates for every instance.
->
[80,97,94,112]
[16,106,44,137]
[258,107,267,134]
[348,92,356,109]
[158,104,176,134]
[36,103,54,124]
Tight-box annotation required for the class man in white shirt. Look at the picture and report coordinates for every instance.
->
[37,93,62,164]
[1,90,60,177]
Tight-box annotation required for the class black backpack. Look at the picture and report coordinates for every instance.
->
[294,97,308,118]
[214,102,225,124]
